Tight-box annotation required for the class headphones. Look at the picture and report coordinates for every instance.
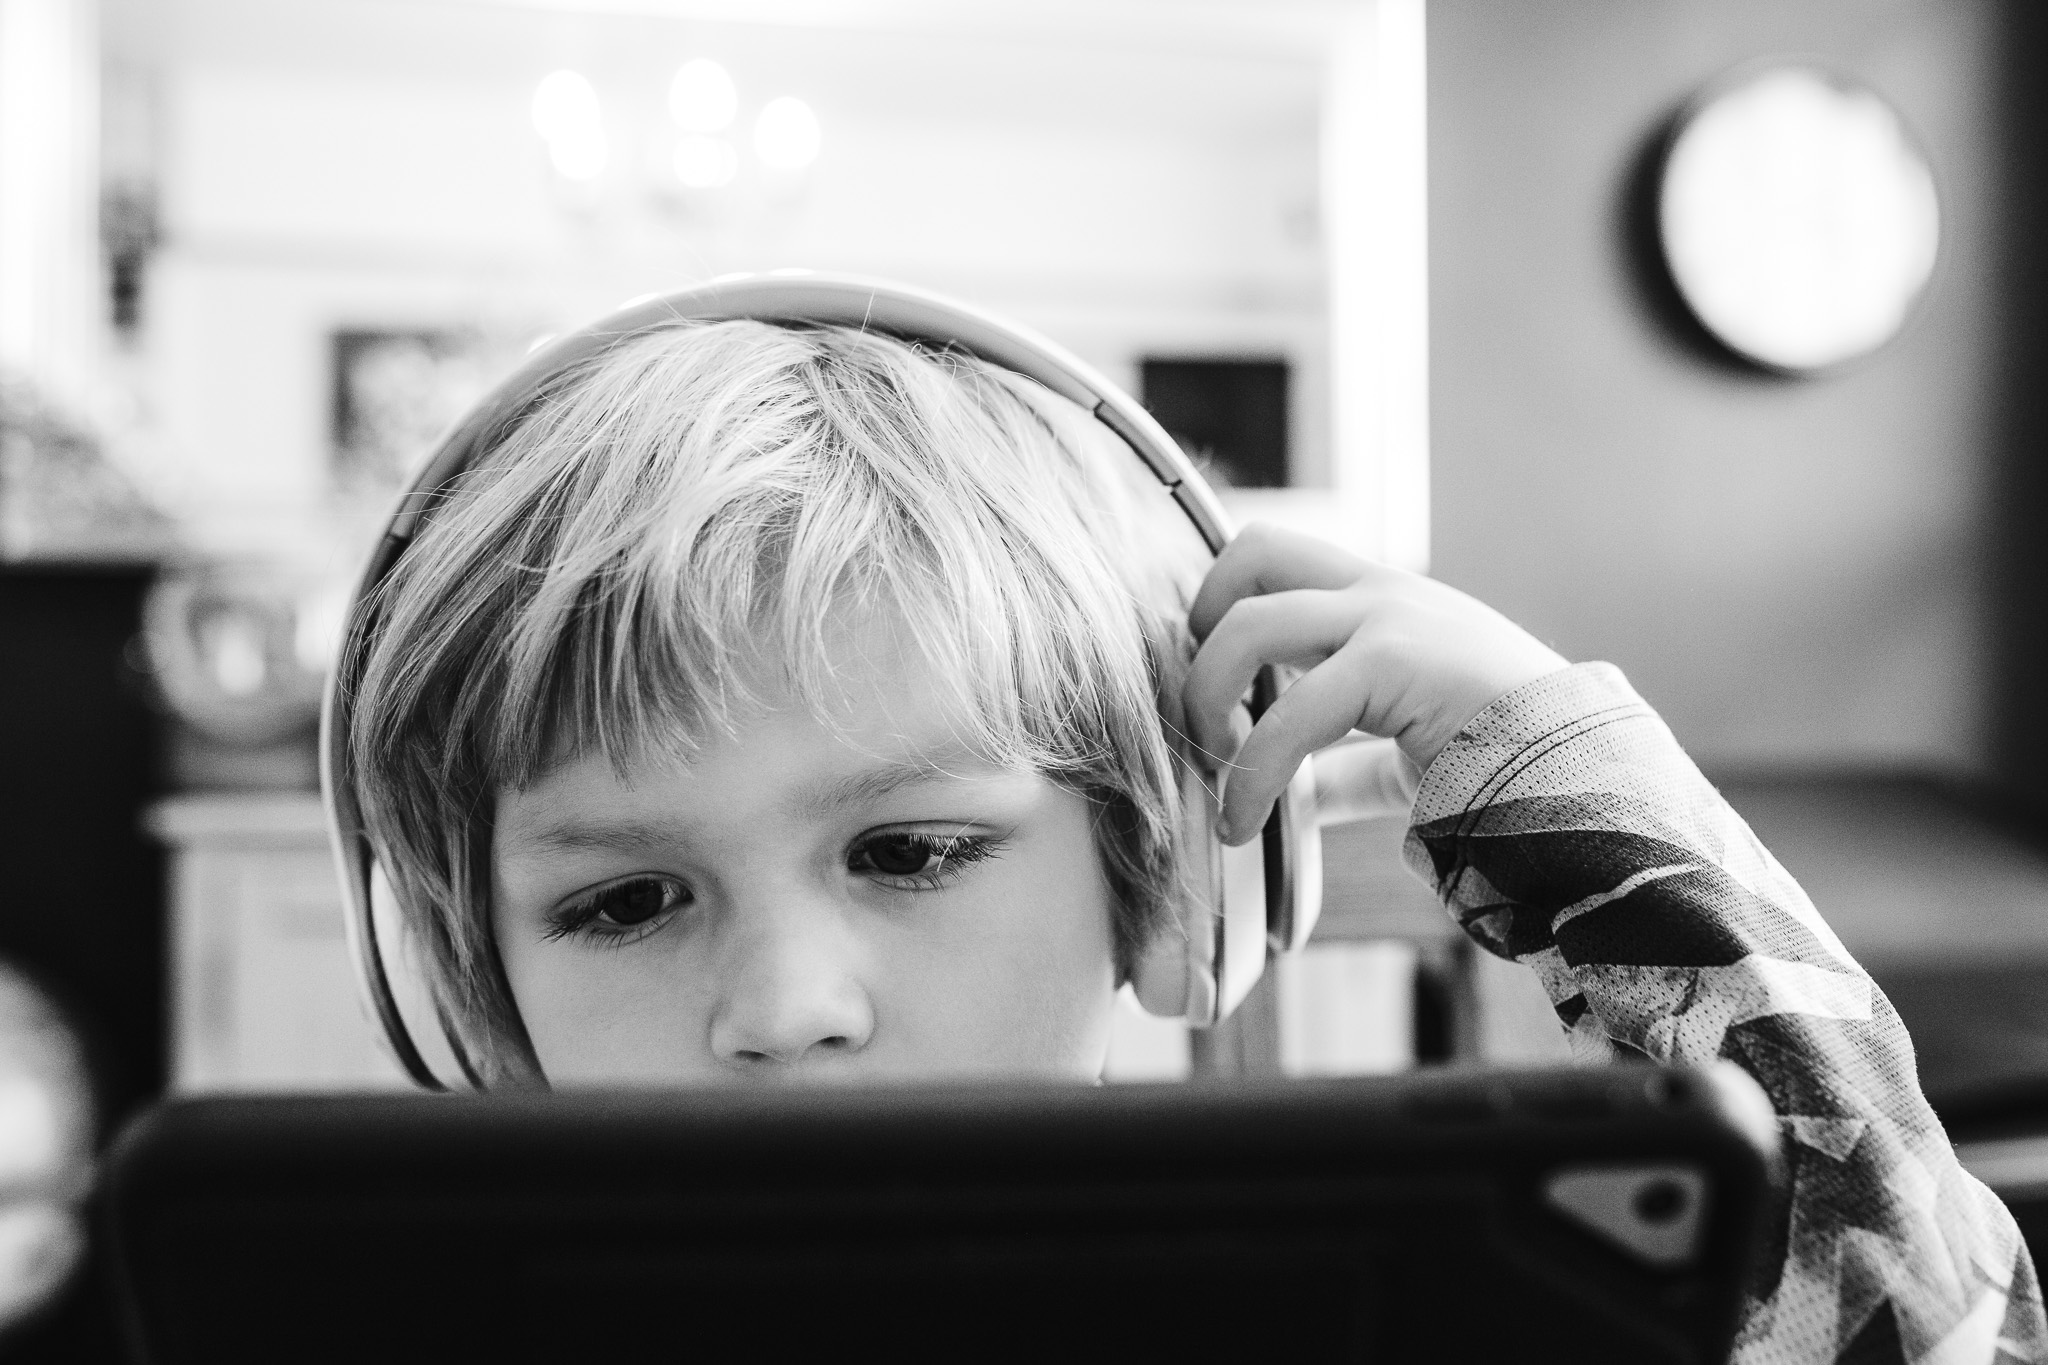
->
[321,272,1323,1091]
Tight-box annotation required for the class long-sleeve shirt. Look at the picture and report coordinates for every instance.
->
[1403,662,2046,1365]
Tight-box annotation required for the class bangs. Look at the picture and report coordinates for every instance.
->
[375,320,1203,798]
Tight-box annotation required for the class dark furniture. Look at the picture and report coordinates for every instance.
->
[0,564,165,1362]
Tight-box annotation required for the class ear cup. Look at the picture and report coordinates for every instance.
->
[1213,822,1271,1023]
[1129,757,1220,1021]
[1127,756,1298,1027]
[1129,668,1315,1028]
[1268,757,1324,954]
[365,862,479,1087]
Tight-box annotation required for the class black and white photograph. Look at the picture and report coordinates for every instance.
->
[1,0,2045,1360]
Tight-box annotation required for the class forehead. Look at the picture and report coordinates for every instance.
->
[521,602,1005,796]
[497,676,1032,855]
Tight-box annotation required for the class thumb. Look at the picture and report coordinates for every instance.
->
[1311,737,1420,827]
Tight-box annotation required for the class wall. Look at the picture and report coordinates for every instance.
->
[1987,5,2048,815]
[1427,0,2004,776]
[111,0,1329,564]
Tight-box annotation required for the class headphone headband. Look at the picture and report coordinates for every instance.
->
[382,273,1226,550]
[321,271,1316,1090]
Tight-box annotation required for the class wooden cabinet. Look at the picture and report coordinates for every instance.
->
[147,794,405,1092]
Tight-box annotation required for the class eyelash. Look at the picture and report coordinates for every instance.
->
[542,876,691,949]
[539,832,1005,948]
[848,830,1005,891]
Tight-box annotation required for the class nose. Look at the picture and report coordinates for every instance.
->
[708,896,875,1073]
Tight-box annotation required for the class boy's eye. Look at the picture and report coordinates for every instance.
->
[588,877,685,927]
[866,834,939,877]
[546,875,690,944]
[848,831,1002,888]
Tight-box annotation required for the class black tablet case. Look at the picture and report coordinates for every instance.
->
[105,1065,1777,1364]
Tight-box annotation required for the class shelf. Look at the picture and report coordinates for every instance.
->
[1715,774,2048,1122]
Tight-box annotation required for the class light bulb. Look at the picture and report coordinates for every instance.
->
[531,69,602,142]
[548,131,608,182]
[754,96,821,172]
[532,69,608,182]
[669,59,737,133]
[673,135,738,189]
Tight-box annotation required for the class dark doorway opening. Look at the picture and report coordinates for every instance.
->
[1139,359,1290,490]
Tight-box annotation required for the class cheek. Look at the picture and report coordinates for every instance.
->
[499,933,724,1086]
[881,813,1119,1077]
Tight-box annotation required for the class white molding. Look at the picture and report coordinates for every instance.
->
[1322,0,1429,572]
[0,0,102,415]
[452,0,1351,59]
[146,792,330,846]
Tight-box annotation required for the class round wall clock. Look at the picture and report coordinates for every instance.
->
[1657,65,1940,374]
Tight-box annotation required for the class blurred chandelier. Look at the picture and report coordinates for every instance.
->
[529,59,820,199]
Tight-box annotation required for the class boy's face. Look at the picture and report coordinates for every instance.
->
[490,624,1121,1086]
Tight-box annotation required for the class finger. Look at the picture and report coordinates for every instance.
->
[1217,641,1383,843]
[1188,522,1373,642]
[1181,588,1364,762]
[1311,737,1420,827]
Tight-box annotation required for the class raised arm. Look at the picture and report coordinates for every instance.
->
[1407,663,2042,1364]
[1185,525,2046,1365]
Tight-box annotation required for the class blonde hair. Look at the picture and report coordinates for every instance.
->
[341,320,1210,1084]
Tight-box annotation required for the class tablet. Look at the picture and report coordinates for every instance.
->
[105,1064,1778,1364]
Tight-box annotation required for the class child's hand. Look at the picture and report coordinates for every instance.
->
[1184,523,1569,845]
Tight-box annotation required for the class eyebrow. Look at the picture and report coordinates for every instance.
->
[797,757,983,816]
[515,758,1008,854]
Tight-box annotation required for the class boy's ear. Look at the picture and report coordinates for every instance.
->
[1128,757,1225,1024]
[1129,930,1190,1019]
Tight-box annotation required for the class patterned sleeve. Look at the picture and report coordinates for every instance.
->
[1401,662,2046,1365]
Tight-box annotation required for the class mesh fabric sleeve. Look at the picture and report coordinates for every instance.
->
[1402,661,2045,1365]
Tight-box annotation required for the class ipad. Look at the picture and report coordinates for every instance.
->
[105,1064,1778,1364]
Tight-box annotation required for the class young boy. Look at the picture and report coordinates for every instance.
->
[342,317,2040,1361]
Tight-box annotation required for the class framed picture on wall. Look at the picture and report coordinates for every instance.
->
[330,329,501,501]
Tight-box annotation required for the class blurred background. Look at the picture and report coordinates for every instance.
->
[5,0,2048,1353]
